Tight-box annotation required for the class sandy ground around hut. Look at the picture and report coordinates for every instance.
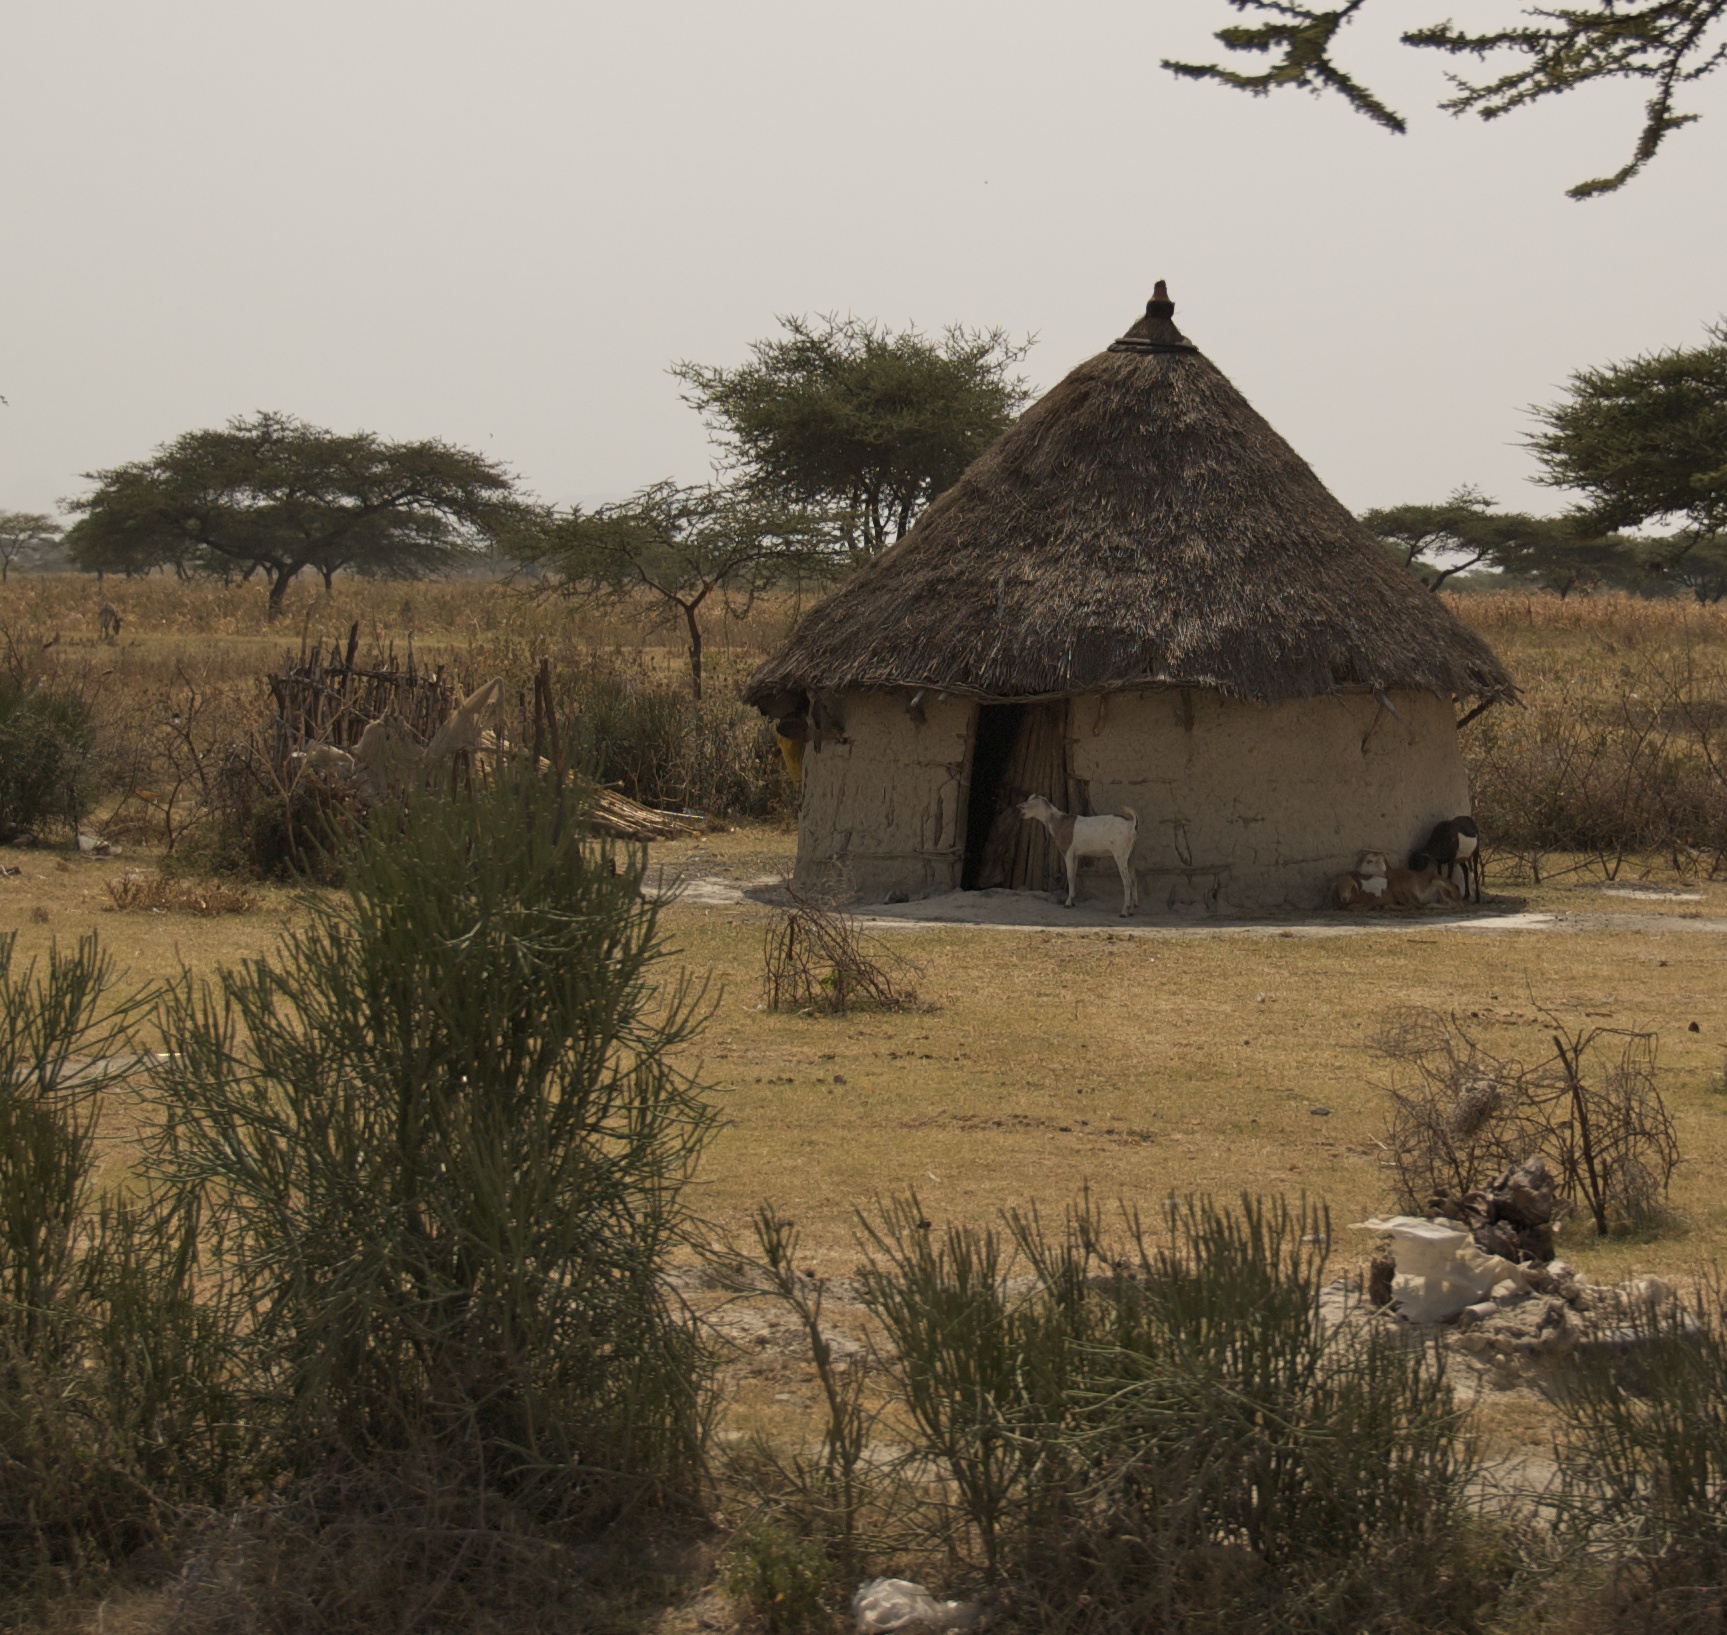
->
[655,822,1727,938]
[675,870,1727,940]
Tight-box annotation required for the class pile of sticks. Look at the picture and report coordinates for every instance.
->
[762,896,917,1014]
[590,788,693,840]
[267,634,696,840]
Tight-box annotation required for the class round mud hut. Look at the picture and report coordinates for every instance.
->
[745,286,1515,914]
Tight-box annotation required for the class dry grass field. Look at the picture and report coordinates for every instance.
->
[5,574,1727,1288]
[649,831,1727,1284]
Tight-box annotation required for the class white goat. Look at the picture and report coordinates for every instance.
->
[1017,794,1139,916]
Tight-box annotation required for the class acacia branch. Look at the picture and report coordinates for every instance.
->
[1169,0,1727,196]
[1164,0,1407,131]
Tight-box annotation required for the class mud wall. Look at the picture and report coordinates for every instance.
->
[793,686,1472,913]
[792,691,975,900]
[1068,688,1470,913]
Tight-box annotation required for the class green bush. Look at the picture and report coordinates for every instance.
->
[148,771,718,1528]
[0,933,236,1612]
[723,1520,834,1633]
[1554,1277,1727,1631]
[197,758,353,883]
[769,1192,1494,1634]
[557,655,789,818]
[0,679,95,836]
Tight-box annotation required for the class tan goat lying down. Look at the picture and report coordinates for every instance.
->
[1017,794,1140,917]
[1331,850,1461,910]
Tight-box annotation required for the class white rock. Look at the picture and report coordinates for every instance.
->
[1353,1216,1529,1324]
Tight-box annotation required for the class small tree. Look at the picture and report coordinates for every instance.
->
[533,481,833,698]
[674,315,1031,563]
[64,412,521,614]
[0,511,61,582]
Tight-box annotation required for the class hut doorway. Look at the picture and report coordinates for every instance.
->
[961,701,1070,891]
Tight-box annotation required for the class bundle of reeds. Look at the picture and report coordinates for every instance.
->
[589,787,696,840]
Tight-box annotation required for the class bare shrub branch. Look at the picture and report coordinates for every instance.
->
[106,871,256,917]
[1376,1006,1680,1238]
[1534,1009,1680,1237]
[1375,1010,1539,1213]
[762,896,919,1015]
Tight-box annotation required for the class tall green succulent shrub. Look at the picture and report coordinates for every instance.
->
[150,775,717,1526]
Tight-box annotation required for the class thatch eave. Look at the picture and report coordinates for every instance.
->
[773,674,1512,716]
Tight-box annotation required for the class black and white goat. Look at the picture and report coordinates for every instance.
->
[1412,816,1481,903]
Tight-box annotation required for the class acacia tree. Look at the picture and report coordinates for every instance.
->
[1531,324,1727,598]
[0,512,62,582]
[1495,529,1648,598]
[1167,0,1727,197]
[532,481,834,699]
[673,316,1031,563]
[1361,488,1644,597]
[1531,323,1727,532]
[1645,533,1727,601]
[1362,486,1537,591]
[64,412,520,614]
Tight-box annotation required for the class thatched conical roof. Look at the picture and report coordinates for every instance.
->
[746,286,1514,712]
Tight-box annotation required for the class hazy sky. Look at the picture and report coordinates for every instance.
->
[3,1,1722,524]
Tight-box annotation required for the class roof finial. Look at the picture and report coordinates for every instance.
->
[1110,280,1196,355]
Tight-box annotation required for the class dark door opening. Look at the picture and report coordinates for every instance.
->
[961,703,1026,890]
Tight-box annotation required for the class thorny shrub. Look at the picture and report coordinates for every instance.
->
[1463,616,1727,882]
[1553,1273,1727,1633]
[1376,1007,1680,1235]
